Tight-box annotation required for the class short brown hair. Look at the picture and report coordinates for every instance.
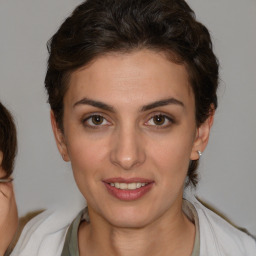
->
[0,102,17,177]
[45,0,219,186]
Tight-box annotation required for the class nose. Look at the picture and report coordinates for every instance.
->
[110,126,146,170]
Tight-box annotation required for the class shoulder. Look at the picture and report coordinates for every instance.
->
[189,196,256,256]
[10,206,83,256]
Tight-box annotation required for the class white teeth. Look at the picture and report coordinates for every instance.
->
[110,182,148,190]
[119,183,127,189]
[128,183,136,189]
[114,182,120,188]
[136,183,142,188]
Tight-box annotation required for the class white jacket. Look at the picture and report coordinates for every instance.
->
[10,197,256,256]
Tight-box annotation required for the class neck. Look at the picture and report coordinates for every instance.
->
[78,200,195,256]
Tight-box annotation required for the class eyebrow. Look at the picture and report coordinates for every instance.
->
[140,98,184,112]
[73,98,115,112]
[73,97,184,112]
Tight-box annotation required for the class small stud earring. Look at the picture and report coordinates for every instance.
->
[197,150,202,159]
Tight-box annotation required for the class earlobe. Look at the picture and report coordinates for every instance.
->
[190,112,214,160]
[50,111,70,162]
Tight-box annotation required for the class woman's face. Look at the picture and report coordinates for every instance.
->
[52,49,211,228]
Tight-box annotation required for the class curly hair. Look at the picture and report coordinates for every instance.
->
[45,0,219,186]
[0,102,17,177]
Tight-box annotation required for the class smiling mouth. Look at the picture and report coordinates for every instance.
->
[109,182,148,190]
[103,179,154,201]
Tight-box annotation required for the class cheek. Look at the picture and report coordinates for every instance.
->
[67,141,100,200]
[66,134,109,182]
[69,142,98,173]
[147,131,194,177]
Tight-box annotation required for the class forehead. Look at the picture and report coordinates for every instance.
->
[65,49,194,108]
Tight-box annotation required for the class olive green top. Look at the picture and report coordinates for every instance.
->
[61,200,200,256]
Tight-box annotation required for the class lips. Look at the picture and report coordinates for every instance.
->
[103,177,154,201]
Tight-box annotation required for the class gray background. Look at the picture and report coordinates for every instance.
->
[0,0,255,236]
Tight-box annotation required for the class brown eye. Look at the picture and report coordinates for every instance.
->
[153,115,165,125]
[83,114,110,128]
[145,114,173,128]
[91,115,104,125]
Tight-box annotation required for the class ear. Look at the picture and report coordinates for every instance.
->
[50,111,70,162]
[190,111,215,160]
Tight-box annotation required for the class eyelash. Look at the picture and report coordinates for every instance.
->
[82,113,174,129]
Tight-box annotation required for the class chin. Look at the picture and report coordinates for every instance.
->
[101,204,156,229]
[109,215,152,229]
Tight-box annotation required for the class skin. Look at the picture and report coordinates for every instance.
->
[52,49,213,256]
[0,151,18,256]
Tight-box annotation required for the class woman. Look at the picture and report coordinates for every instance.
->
[0,102,18,256]
[11,0,256,255]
